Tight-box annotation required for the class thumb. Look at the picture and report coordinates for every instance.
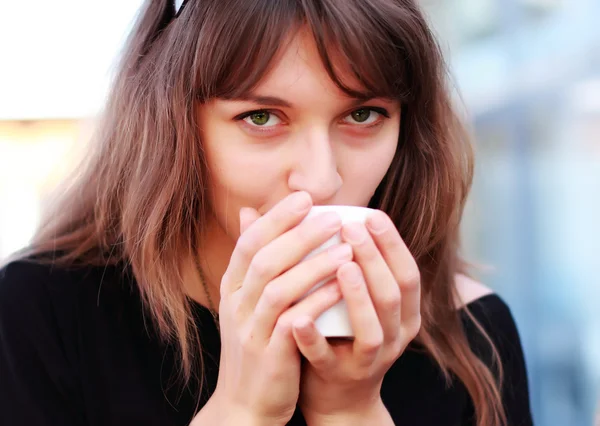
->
[239,207,261,234]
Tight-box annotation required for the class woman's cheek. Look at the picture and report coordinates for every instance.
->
[211,153,289,227]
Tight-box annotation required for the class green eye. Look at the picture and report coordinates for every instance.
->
[351,109,371,123]
[249,111,270,126]
[238,110,282,129]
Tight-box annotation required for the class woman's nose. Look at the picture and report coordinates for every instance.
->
[287,130,342,204]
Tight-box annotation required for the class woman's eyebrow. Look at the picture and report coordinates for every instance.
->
[230,93,379,109]
[233,94,294,108]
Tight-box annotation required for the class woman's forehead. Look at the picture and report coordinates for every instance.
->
[242,29,368,103]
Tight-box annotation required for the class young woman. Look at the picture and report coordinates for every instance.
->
[0,1,533,425]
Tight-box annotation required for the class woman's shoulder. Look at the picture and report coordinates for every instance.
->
[0,258,152,424]
[461,293,518,342]
[453,274,523,354]
[454,274,511,322]
[0,258,92,360]
[453,280,533,424]
[454,273,494,309]
[453,275,525,365]
[0,257,130,328]
[1,257,108,300]
[0,256,146,367]
[0,258,69,307]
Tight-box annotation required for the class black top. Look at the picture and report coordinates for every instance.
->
[0,260,533,426]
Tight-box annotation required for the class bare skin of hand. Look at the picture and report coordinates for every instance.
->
[209,192,354,426]
[291,210,422,421]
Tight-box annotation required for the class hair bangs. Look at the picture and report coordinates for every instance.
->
[192,0,301,100]
[192,0,415,103]
[302,0,414,102]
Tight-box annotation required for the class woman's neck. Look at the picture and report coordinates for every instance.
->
[188,217,236,310]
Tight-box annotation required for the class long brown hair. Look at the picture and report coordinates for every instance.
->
[23,0,505,424]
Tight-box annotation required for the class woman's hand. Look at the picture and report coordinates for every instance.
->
[210,192,354,426]
[291,210,422,423]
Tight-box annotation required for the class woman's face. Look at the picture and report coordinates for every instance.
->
[197,30,401,241]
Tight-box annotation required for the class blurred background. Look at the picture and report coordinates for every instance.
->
[0,0,599,424]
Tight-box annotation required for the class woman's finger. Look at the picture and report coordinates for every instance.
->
[292,317,336,370]
[239,212,342,311]
[239,207,261,234]
[337,262,384,364]
[251,243,352,340]
[269,280,343,351]
[221,191,313,295]
[341,222,401,341]
[366,211,421,338]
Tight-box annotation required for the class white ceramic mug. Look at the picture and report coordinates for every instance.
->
[300,205,375,338]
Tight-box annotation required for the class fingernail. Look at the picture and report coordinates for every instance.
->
[367,212,387,234]
[328,244,352,262]
[293,317,314,338]
[291,192,312,213]
[342,223,366,244]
